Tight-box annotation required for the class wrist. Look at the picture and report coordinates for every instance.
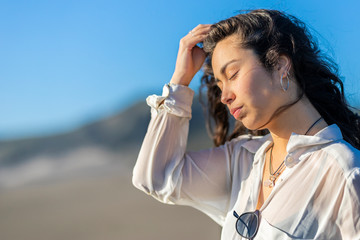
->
[170,74,192,86]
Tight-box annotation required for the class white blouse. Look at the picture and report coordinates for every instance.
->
[132,84,360,240]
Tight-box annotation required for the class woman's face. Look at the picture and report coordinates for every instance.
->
[211,35,290,130]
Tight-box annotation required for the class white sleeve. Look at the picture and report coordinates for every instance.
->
[132,83,237,225]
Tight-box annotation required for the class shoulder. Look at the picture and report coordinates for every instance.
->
[300,124,360,178]
[324,141,360,221]
[320,139,360,178]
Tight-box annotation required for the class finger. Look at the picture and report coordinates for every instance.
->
[189,28,211,38]
[181,24,211,51]
[186,27,211,42]
[182,33,209,49]
[193,33,209,42]
[189,24,211,36]
[188,32,210,42]
[192,24,212,32]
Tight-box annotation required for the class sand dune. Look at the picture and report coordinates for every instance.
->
[0,166,221,240]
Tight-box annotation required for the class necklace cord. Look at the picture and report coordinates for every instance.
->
[267,116,323,187]
[304,117,323,135]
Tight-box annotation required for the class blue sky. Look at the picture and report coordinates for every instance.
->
[0,0,359,140]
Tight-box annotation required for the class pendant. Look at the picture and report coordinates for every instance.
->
[264,179,274,188]
[264,175,276,188]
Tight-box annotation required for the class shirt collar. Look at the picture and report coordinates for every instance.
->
[242,134,271,154]
[250,134,272,165]
[283,124,343,168]
[286,124,343,154]
[251,124,343,167]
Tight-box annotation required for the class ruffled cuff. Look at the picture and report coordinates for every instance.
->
[146,83,195,118]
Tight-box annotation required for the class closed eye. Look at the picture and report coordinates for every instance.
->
[228,70,239,81]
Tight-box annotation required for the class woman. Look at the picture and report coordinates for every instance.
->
[132,9,360,239]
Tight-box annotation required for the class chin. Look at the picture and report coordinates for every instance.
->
[241,117,265,131]
[239,119,254,130]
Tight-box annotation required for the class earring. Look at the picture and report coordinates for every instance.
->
[280,72,289,91]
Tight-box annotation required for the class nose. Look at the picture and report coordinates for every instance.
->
[220,85,235,105]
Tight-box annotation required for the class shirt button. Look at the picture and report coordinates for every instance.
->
[287,156,294,163]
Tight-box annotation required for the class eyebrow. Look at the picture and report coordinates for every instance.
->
[215,59,241,82]
[220,59,239,75]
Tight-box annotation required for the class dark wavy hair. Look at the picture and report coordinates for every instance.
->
[200,9,360,149]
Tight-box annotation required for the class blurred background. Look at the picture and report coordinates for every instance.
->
[0,0,359,239]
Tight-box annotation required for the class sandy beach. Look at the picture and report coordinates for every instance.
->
[0,166,220,240]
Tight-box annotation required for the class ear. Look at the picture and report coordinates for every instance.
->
[277,55,291,78]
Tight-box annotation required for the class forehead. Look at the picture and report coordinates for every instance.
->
[211,35,259,75]
[212,36,237,63]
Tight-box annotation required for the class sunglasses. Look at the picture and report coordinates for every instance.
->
[233,210,260,239]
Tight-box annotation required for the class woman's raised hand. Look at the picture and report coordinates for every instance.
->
[170,24,212,86]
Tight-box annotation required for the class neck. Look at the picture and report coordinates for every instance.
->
[266,97,327,155]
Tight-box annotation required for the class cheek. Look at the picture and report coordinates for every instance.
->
[243,75,273,108]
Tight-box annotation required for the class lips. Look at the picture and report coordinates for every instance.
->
[230,106,243,119]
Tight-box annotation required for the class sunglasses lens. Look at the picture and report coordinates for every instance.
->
[236,212,258,238]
